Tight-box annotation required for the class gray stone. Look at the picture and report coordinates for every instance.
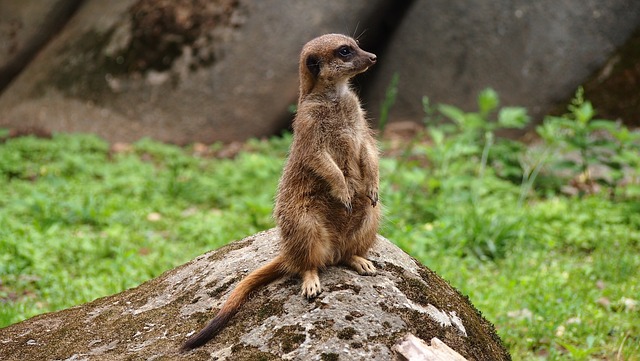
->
[365,0,640,124]
[2,1,639,143]
[0,0,392,144]
[0,0,82,91]
[0,229,510,360]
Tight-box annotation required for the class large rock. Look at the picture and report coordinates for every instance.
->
[0,229,510,360]
[365,0,640,124]
[581,28,640,127]
[0,0,83,91]
[0,0,394,144]
[4,1,638,143]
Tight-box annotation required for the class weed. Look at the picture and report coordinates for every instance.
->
[385,89,531,260]
[422,88,529,182]
[378,72,400,133]
[537,87,640,198]
[379,89,639,359]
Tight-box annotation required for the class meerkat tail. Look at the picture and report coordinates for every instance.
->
[182,256,286,350]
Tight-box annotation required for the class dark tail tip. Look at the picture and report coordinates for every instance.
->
[181,310,235,351]
[181,335,206,351]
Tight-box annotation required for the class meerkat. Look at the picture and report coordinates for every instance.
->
[183,33,381,350]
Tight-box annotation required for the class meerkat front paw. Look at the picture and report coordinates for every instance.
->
[344,201,353,214]
[332,188,353,213]
[347,255,377,276]
[301,269,322,299]
[366,188,379,207]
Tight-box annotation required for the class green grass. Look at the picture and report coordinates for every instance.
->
[0,134,287,325]
[0,130,638,360]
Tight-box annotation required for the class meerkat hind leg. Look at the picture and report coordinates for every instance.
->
[346,255,376,276]
[301,268,322,299]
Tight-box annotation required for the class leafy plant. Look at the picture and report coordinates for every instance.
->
[537,87,640,198]
[378,72,399,133]
[423,88,530,181]
[382,89,533,261]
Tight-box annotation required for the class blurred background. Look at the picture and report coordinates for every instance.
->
[1,0,639,143]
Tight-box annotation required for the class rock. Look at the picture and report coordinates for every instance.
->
[0,228,510,360]
[394,335,468,361]
[0,0,395,144]
[581,28,640,127]
[0,0,83,92]
[2,1,639,143]
[365,0,640,125]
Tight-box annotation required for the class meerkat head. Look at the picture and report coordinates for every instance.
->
[298,34,377,100]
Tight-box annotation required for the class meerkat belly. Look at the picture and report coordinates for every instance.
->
[277,164,369,233]
[328,131,364,177]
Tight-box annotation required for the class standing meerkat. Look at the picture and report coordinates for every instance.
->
[183,33,380,350]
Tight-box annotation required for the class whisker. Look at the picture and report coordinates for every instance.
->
[356,28,368,41]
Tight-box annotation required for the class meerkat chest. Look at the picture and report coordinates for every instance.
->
[326,125,365,171]
[329,104,367,157]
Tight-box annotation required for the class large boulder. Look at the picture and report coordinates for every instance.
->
[0,0,395,144]
[364,0,640,124]
[0,0,82,91]
[0,229,510,360]
[581,28,640,127]
[3,1,638,143]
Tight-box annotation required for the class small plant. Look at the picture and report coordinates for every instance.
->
[383,89,532,261]
[537,87,640,198]
[378,72,399,133]
[423,88,530,181]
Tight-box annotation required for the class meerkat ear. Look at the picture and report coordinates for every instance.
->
[306,55,321,78]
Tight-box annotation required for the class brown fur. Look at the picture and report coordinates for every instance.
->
[183,34,380,350]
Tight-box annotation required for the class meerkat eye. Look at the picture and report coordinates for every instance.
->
[337,45,353,59]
